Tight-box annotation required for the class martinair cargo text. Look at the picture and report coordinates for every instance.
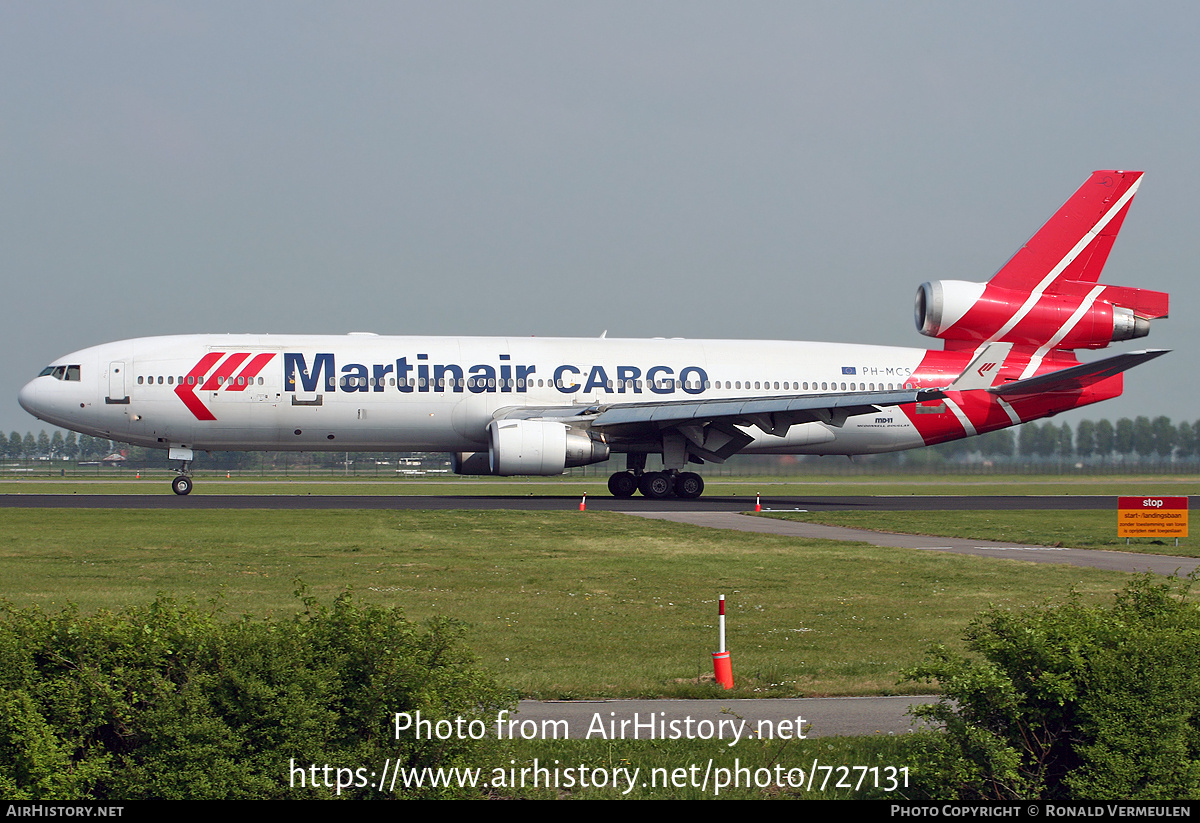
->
[20,171,1170,498]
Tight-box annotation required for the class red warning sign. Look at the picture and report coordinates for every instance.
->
[1117,497,1189,538]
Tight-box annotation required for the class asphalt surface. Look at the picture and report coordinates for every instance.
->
[0,492,1143,511]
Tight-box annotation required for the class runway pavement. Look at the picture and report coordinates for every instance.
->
[0,492,1141,511]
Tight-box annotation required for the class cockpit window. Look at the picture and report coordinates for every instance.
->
[39,365,81,381]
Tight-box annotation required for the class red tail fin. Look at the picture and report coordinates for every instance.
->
[989,170,1142,291]
[914,170,1168,352]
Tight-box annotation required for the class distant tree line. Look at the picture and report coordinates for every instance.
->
[927,415,1198,463]
[1,430,116,461]
[4,416,1200,468]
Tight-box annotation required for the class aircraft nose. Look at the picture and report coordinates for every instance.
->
[18,378,42,418]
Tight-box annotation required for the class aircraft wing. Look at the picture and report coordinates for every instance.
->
[494,386,945,462]
[498,387,943,428]
[582,387,943,429]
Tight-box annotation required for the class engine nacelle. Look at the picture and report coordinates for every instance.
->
[451,451,493,475]
[914,280,987,340]
[486,419,610,476]
[916,280,1153,349]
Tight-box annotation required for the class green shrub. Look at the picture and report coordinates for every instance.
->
[0,591,512,799]
[903,574,1200,800]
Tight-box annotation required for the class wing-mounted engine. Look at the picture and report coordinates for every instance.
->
[451,419,609,476]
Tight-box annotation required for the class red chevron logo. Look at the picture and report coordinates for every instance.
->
[174,352,277,420]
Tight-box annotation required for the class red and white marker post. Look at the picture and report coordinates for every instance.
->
[712,594,734,689]
[579,492,587,511]
[755,492,761,512]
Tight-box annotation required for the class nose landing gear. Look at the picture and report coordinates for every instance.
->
[168,447,195,496]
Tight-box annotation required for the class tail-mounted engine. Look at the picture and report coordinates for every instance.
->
[915,279,1165,350]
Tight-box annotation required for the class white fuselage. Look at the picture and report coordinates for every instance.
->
[19,333,931,457]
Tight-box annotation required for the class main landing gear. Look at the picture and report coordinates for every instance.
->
[607,469,705,499]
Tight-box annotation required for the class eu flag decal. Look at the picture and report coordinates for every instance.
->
[841,366,856,375]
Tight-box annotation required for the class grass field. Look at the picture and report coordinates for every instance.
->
[0,505,1139,698]
[5,478,1191,798]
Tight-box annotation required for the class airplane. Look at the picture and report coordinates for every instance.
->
[19,170,1170,498]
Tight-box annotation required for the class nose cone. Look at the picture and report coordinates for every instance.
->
[18,377,43,419]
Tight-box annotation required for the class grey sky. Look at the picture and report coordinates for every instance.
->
[3,2,1196,436]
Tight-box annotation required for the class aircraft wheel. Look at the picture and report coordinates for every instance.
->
[607,471,638,498]
[675,472,704,499]
[638,471,674,499]
[171,475,193,496]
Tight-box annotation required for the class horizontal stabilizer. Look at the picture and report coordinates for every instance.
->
[989,349,1169,396]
